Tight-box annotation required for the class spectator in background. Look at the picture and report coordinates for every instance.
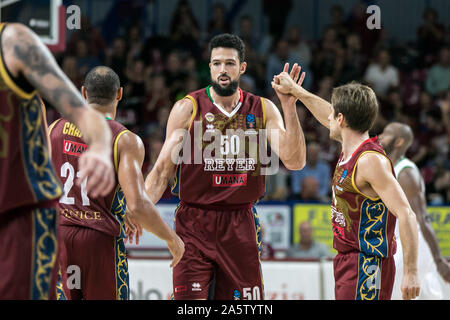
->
[163,52,187,99]
[364,49,399,98]
[263,0,293,42]
[345,2,382,57]
[417,8,446,65]
[265,39,297,94]
[207,3,231,39]
[327,5,348,44]
[74,39,101,77]
[287,221,330,259]
[105,37,127,81]
[143,73,170,126]
[61,55,82,89]
[291,142,331,202]
[313,26,344,83]
[264,166,290,201]
[286,26,313,90]
[425,47,450,98]
[238,15,260,54]
[260,224,275,260]
[336,32,365,85]
[286,26,312,70]
[169,0,201,56]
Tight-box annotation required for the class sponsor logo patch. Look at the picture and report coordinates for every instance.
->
[63,140,87,157]
[212,174,247,187]
[246,114,256,129]
[192,282,202,292]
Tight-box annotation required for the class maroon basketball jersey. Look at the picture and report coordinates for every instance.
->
[0,23,62,214]
[173,86,266,208]
[49,118,128,237]
[331,137,397,257]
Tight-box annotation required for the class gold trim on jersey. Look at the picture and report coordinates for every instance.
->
[260,97,266,127]
[48,118,62,136]
[174,95,198,199]
[351,150,392,202]
[0,23,37,100]
[184,95,198,131]
[113,129,130,172]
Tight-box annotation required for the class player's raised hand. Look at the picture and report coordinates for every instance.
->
[272,62,306,96]
[167,233,185,268]
[401,272,421,300]
[77,144,115,198]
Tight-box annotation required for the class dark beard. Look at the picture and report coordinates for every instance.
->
[382,139,396,155]
[211,78,239,97]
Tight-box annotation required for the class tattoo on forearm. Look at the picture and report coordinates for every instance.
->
[7,28,85,118]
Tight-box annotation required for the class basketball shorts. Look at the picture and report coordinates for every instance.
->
[333,251,396,300]
[172,201,264,300]
[0,203,58,299]
[58,225,129,300]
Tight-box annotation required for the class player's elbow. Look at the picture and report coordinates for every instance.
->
[126,198,147,219]
[283,156,306,171]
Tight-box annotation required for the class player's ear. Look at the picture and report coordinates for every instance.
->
[81,86,88,100]
[117,87,123,101]
[240,61,247,75]
[395,137,404,148]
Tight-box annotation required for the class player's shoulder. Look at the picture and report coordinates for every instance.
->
[358,151,391,167]
[116,129,144,152]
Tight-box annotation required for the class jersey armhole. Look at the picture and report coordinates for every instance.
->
[184,95,197,131]
[48,119,62,136]
[260,97,267,127]
[351,150,393,201]
[113,130,130,173]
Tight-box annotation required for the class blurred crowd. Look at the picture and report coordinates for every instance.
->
[48,1,450,204]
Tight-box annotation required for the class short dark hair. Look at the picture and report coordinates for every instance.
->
[331,82,379,133]
[83,66,120,105]
[209,33,245,62]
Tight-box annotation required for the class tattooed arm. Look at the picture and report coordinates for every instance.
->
[2,23,115,197]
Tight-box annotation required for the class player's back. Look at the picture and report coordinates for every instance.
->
[0,22,62,214]
[49,118,128,237]
[331,137,397,258]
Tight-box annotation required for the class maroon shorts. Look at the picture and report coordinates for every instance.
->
[58,225,129,300]
[173,201,263,300]
[0,204,58,299]
[333,251,396,300]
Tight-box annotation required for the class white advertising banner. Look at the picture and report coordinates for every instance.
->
[254,205,291,250]
[128,259,335,300]
[126,204,291,251]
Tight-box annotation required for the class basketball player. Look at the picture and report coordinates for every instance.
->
[49,66,184,300]
[0,23,115,299]
[272,72,420,300]
[144,34,307,300]
[379,122,450,299]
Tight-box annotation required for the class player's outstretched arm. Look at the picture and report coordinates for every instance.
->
[357,153,420,300]
[264,63,306,170]
[117,131,184,267]
[272,64,332,130]
[2,23,114,197]
[144,98,193,204]
[398,168,450,282]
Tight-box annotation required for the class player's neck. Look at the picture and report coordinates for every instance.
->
[341,130,370,161]
[89,103,115,120]
[389,150,405,166]
[210,87,241,112]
